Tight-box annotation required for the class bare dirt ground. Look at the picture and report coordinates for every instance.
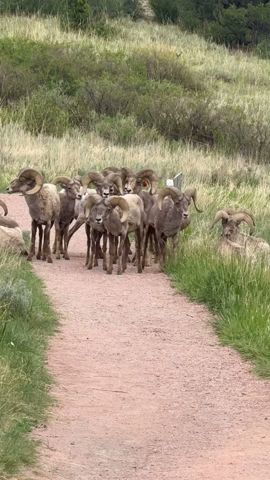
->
[2,193,270,480]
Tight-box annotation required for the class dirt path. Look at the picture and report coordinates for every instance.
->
[3,193,270,480]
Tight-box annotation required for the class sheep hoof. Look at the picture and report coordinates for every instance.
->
[87,264,93,270]
[27,255,33,262]
[47,257,53,264]
[107,270,112,275]
[55,254,61,260]
[64,255,70,260]
[36,253,41,260]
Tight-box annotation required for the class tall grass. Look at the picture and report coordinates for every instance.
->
[166,244,270,377]
[0,252,56,477]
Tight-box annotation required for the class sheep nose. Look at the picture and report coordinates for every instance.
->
[77,194,82,200]
[183,212,189,218]
[96,217,102,224]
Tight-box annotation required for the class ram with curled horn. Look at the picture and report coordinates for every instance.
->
[82,171,123,198]
[85,194,130,274]
[142,186,186,270]
[211,208,270,259]
[7,167,60,263]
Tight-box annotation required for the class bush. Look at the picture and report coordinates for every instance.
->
[65,0,91,30]
[150,0,180,23]
[95,114,159,145]
[21,88,71,137]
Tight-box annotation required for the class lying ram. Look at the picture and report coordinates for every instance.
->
[211,209,270,258]
[0,199,27,254]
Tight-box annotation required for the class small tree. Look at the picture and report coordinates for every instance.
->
[67,0,91,30]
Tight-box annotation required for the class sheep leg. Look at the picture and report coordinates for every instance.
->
[171,233,178,252]
[117,234,126,275]
[36,225,43,260]
[142,226,150,270]
[67,216,85,245]
[63,226,70,260]
[102,231,107,271]
[94,232,102,267]
[158,235,167,271]
[154,231,159,263]
[87,227,96,270]
[122,237,129,272]
[28,220,37,261]
[135,228,142,273]
[85,223,91,266]
[54,218,61,260]
[107,233,115,274]
[45,222,53,263]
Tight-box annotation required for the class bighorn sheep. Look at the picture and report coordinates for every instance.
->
[84,193,144,274]
[83,193,107,271]
[84,195,129,274]
[143,187,202,269]
[53,176,81,260]
[211,209,270,258]
[122,168,159,195]
[7,168,60,263]
[82,171,123,198]
[0,199,27,254]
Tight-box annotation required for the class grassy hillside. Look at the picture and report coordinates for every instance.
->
[1,13,270,475]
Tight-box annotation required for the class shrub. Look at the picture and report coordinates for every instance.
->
[65,0,91,30]
[150,0,179,23]
[94,114,159,145]
[21,88,71,137]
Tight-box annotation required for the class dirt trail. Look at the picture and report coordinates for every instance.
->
[2,193,270,480]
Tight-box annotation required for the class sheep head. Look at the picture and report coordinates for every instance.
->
[82,172,104,195]
[7,168,44,195]
[211,209,255,239]
[54,175,81,199]
[122,167,136,194]
[104,172,123,196]
[106,196,129,223]
[136,169,159,194]
[0,199,8,216]
[157,187,183,211]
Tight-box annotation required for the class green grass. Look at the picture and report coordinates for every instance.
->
[0,252,56,477]
[166,243,270,377]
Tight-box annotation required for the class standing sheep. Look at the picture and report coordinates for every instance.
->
[7,168,60,263]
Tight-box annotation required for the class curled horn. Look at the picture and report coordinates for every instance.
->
[81,172,104,193]
[184,188,203,213]
[107,196,129,223]
[19,168,43,195]
[84,194,102,218]
[53,175,72,186]
[210,210,230,229]
[231,212,255,234]
[102,166,120,176]
[157,187,181,211]
[136,169,159,194]
[106,172,123,195]
[225,208,255,233]
[0,199,8,216]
